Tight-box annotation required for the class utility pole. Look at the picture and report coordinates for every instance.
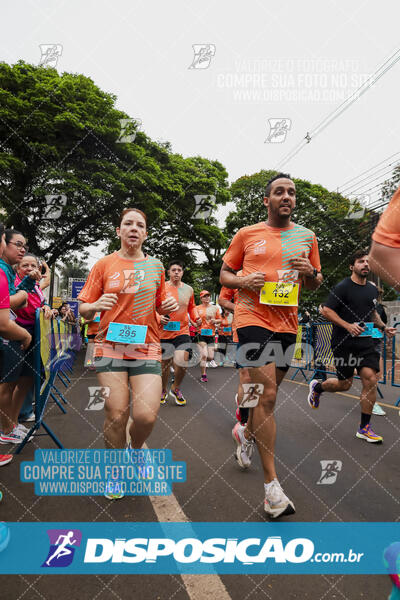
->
[49,263,56,307]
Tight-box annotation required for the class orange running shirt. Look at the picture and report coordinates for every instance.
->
[372,186,400,248]
[78,252,166,361]
[196,304,221,336]
[219,313,233,334]
[223,221,321,334]
[219,286,239,342]
[160,281,199,339]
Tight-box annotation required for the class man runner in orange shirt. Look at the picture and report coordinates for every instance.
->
[160,260,200,406]
[220,173,322,518]
[369,185,400,291]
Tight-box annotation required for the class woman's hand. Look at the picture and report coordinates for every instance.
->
[94,294,118,312]
[42,305,53,320]
[28,268,42,282]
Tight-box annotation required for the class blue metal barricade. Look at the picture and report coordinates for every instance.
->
[15,310,81,453]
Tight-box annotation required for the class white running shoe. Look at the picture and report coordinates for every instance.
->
[209,360,218,368]
[0,425,32,444]
[264,479,295,518]
[15,423,29,434]
[232,423,254,468]
[21,412,35,422]
[372,403,386,416]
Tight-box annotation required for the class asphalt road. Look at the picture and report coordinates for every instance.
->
[1,350,399,599]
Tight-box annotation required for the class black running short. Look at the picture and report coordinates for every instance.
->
[236,326,296,371]
[160,335,193,360]
[198,335,214,345]
[332,341,380,381]
[0,337,36,382]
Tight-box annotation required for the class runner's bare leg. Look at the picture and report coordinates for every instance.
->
[98,371,130,449]
[129,374,161,449]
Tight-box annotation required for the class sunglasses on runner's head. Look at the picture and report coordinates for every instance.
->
[8,241,28,251]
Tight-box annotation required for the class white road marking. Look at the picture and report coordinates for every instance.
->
[126,418,231,600]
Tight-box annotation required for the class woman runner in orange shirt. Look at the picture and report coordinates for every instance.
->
[79,209,178,498]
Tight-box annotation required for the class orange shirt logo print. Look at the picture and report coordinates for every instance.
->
[121,270,145,294]
[108,271,120,289]
[253,239,266,255]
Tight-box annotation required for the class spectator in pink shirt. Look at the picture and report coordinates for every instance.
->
[0,224,33,446]
[14,254,53,423]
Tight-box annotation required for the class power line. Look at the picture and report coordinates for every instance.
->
[274,47,400,170]
[337,151,400,191]
[340,165,399,197]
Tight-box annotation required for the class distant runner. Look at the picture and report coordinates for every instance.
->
[160,260,200,406]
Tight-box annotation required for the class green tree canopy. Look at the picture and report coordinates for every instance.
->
[0,61,230,290]
[0,61,180,264]
[59,257,89,291]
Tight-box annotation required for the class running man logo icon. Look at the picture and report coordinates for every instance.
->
[240,384,264,408]
[86,387,110,411]
[39,44,63,68]
[188,44,216,69]
[42,529,82,568]
[346,195,369,220]
[193,195,216,220]
[117,118,142,143]
[121,269,145,294]
[317,460,342,485]
[265,118,292,143]
[44,195,67,220]
[277,269,299,283]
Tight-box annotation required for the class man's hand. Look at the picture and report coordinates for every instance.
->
[160,296,179,314]
[160,315,170,325]
[242,272,266,293]
[384,326,397,339]
[94,293,118,312]
[195,317,201,327]
[289,252,314,277]
[347,322,365,337]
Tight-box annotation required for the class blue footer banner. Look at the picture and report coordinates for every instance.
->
[0,522,399,574]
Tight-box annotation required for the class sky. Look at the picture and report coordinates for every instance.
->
[3,0,400,267]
